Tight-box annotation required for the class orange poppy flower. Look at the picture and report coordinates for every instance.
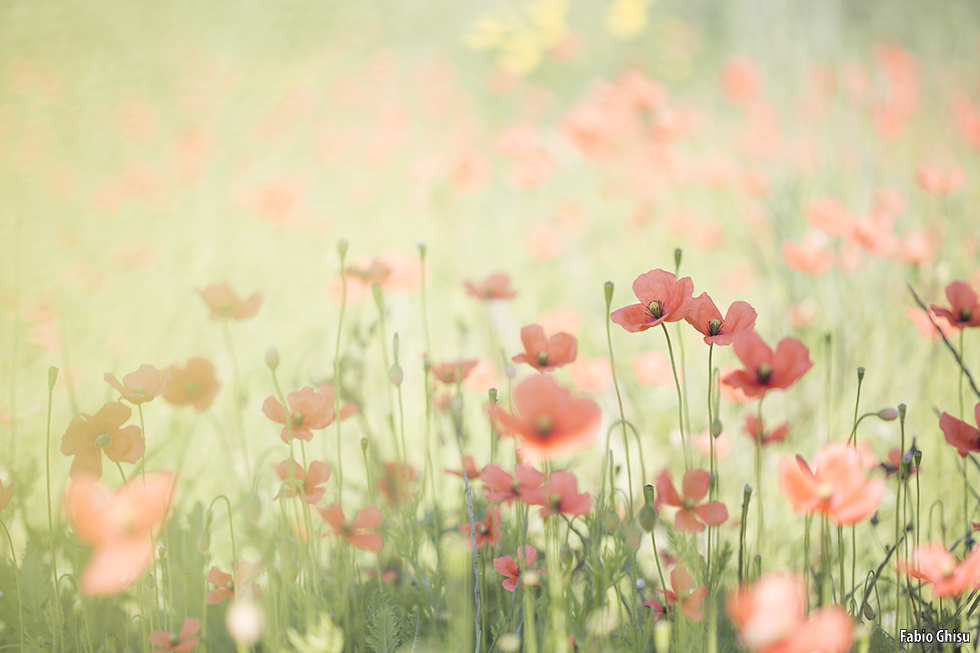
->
[512,324,577,372]
[905,306,956,340]
[727,573,853,653]
[377,462,417,506]
[60,402,145,479]
[779,443,884,526]
[722,331,812,399]
[262,387,335,443]
[491,375,601,464]
[199,283,262,321]
[898,542,980,598]
[318,504,384,552]
[481,463,546,504]
[939,402,980,458]
[104,364,170,405]
[684,293,757,346]
[446,455,482,480]
[524,470,591,518]
[429,360,479,384]
[148,618,201,653]
[458,505,502,550]
[464,273,517,301]
[493,545,543,592]
[930,281,980,329]
[317,382,359,421]
[644,567,707,622]
[744,415,789,447]
[0,479,13,513]
[163,358,220,411]
[611,269,694,333]
[915,166,966,195]
[274,460,331,504]
[206,561,262,604]
[64,473,174,596]
[656,468,729,533]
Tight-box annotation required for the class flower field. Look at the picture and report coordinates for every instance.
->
[1,0,980,651]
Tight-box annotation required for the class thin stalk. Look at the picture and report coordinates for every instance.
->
[895,405,907,643]
[0,520,25,653]
[754,398,764,572]
[738,485,752,585]
[661,324,689,469]
[706,343,715,589]
[220,321,251,476]
[45,368,64,653]
[334,240,349,503]
[604,282,634,515]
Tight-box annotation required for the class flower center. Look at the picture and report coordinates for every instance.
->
[132,385,145,394]
[941,559,956,578]
[647,300,665,319]
[817,482,834,500]
[683,497,696,510]
[536,351,549,367]
[219,301,233,315]
[535,415,554,436]
[961,308,973,322]
[225,580,235,590]
[708,319,722,336]
[169,634,179,646]
[94,433,112,449]
[756,363,772,385]
[291,411,305,426]
[185,381,200,397]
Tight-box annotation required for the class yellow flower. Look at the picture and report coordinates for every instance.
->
[606,0,651,40]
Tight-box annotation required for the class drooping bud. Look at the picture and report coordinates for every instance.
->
[388,363,403,387]
[604,281,614,307]
[560,543,573,565]
[73,600,84,617]
[639,504,657,532]
[48,366,59,390]
[674,248,683,272]
[157,545,167,560]
[265,347,279,370]
[876,408,899,421]
[711,419,723,438]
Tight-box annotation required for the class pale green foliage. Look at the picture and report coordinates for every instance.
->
[366,592,402,653]
[287,613,344,653]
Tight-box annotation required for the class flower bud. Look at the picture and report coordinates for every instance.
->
[711,419,723,438]
[674,248,683,271]
[913,450,922,467]
[560,543,573,565]
[104,633,117,653]
[265,347,279,370]
[336,239,349,260]
[604,512,620,533]
[638,504,657,532]
[488,388,497,405]
[626,524,643,549]
[604,281,614,307]
[862,602,875,620]
[246,493,262,524]
[48,366,59,390]
[157,545,166,560]
[144,572,156,590]
[417,242,427,259]
[876,408,899,421]
[643,484,656,506]
[281,535,298,562]
[73,600,84,617]
[360,438,368,452]
[388,363,403,387]
[898,403,906,420]
[372,283,384,312]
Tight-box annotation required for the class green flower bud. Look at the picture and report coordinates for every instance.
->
[673,248,683,272]
[856,366,865,382]
[877,408,899,421]
[265,347,280,370]
[388,363,403,387]
[560,543,573,565]
[643,484,656,506]
[336,239,349,260]
[48,366,59,390]
[604,512,620,533]
[360,437,369,452]
[604,281,614,307]
[639,504,657,532]
[711,419,723,438]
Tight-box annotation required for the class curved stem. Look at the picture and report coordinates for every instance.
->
[661,324,689,469]
[208,495,239,598]
[755,397,764,571]
[605,292,634,515]
[45,372,64,653]
[334,252,347,502]
[0,520,25,653]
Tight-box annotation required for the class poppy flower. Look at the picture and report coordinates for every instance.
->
[458,505,502,550]
[512,324,577,373]
[465,273,517,301]
[64,473,174,596]
[744,415,790,447]
[148,618,201,653]
[274,460,331,504]
[655,468,729,533]
[104,364,170,405]
[643,567,707,622]
[566,356,613,393]
[610,269,694,333]
[206,561,262,604]
[930,281,980,330]
[727,572,853,653]
[490,375,602,464]
[318,504,384,552]
[695,431,733,460]
[779,443,884,526]
[882,446,921,479]
[199,283,262,321]
[60,402,145,479]
[493,545,544,592]
[898,542,980,598]
[429,360,479,384]
[262,387,335,443]
[915,166,966,195]
[722,331,813,399]
[163,358,220,411]
[905,306,956,340]
[0,479,13,513]
[939,402,980,458]
[481,463,546,504]
[317,382,359,421]
[447,455,482,480]
[684,293,757,346]
[524,471,592,518]
[377,462,417,506]
[344,257,392,286]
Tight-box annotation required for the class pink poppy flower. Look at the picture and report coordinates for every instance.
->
[318,505,384,552]
[779,443,884,526]
[722,331,812,399]
[148,618,201,653]
[524,471,592,518]
[684,293,757,346]
[656,469,729,533]
[931,281,980,330]
[481,463,546,504]
[458,505,502,550]
[104,364,170,405]
[274,460,331,504]
[939,402,980,458]
[262,387,335,443]
[206,561,261,604]
[493,545,543,592]
[898,542,980,598]
[644,567,707,622]
[512,324,578,373]
[611,269,694,333]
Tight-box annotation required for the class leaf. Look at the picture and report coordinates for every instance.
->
[868,623,895,653]
[366,591,401,653]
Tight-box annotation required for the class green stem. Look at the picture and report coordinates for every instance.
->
[220,321,251,477]
[754,398,764,572]
[45,369,64,653]
[706,343,715,589]
[209,495,239,598]
[605,289,633,515]
[0,520,25,653]
[661,324,689,469]
[334,246,348,503]
[138,404,147,480]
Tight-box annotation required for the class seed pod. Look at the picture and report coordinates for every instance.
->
[639,504,658,532]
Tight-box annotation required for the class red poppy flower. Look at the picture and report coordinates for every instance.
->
[206,561,261,604]
[104,364,170,405]
[377,462,417,506]
[318,504,384,552]
[524,471,591,518]
[684,293,757,346]
[940,402,980,457]
[643,567,707,622]
[656,469,728,533]
[458,505,502,550]
[148,618,201,653]
[744,415,790,447]
[429,360,479,384]
[274,460,330,504]
[64,473,174,596]
[493,545,544,592]
[447,455,482,480]
[882,447,921,479]
[898,542,980,598]
[931,281,980,329]
[60,402,145,479]
[262,387,335,442]
[722,331,812,399]
[163,358,220,411]
[512,324,578,372]
[317,382,359,421]
[481,463,546,504]
[611,269,694,333]
[199,283,262,321]
[465,273,517,301]
[779,443,884,526]
[490,375,601,464]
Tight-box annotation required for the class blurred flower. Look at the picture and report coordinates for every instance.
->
[465,273,517,301]
[525,470,591,518]
[567,356,613,393]
[317,383,359,421]
[743,415,789,447]
[898,542,980,598]
[318,505,384,552]
[0,479,13,513]
[226,599,265,645]
[275,460,331,504]
[727,573,852,653]
[722,331,812,399]
[494,545,543,592]
[458,505,502,550]
[64,473,174,596]
[644,566,707,622]
[377,462,417,507]
[721,58,762,105]
[684,293,757,346]
[429,360,479,384]
[782,233,834,276]
[939,402,980,458]
[60,402,145,479]
[481,463,546,504]
[779,443,884,525]
[512,324,577,373]
[163,358,220,411]
[491,375,601,464]
[656,468,728,533]
[630,351,675,387]
[148,618,201,653]
[695,431,732,460]
[446,455,482,481]
[930,281,980,330]
[262,387,335,443]
[905,306,956,340]
[206,562,262,604]
[104,364,170,405]
[611,269,694,332]
[915,166,966,195]
[538,306,582,336]
[882,446,920,479]
[198,283,262,321]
